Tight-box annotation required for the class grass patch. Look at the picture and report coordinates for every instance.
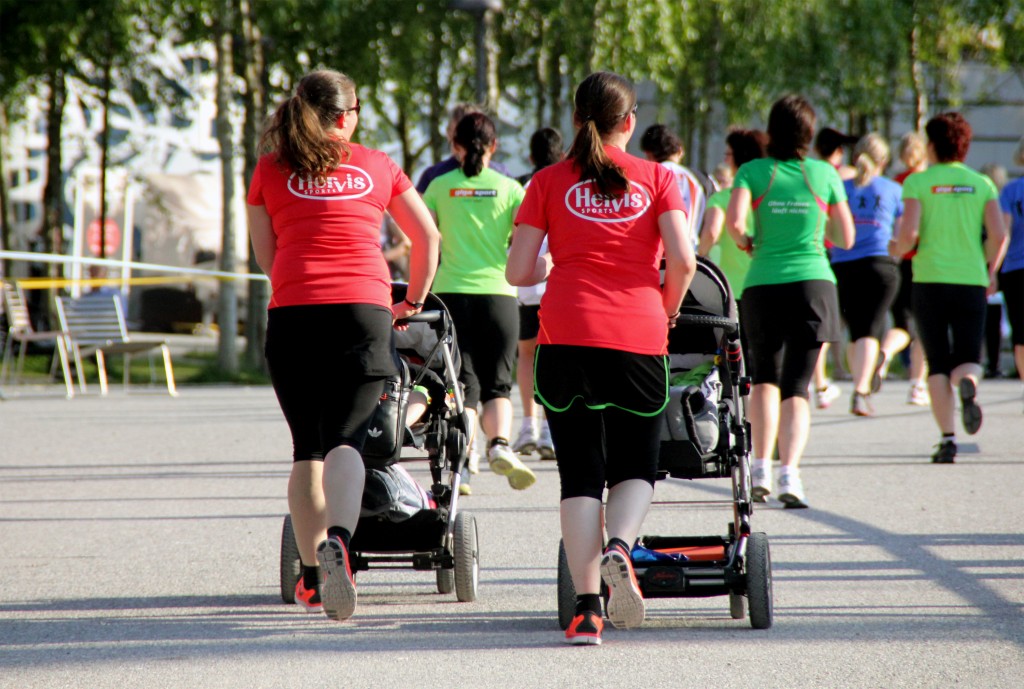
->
[5,348,270,386]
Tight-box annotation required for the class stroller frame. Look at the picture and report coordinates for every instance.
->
[556,257,774,629]
[280,286,479,604]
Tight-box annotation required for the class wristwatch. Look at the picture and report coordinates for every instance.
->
[404,298,425,309]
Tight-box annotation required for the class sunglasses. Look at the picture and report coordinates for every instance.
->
[341,99,361,115]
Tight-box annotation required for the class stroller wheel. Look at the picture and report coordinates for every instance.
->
[729,592,746,620]
[746,532,773,629]
[454,512,479,602]
[556,540,577,630]
[436,566,455,594]
[280,514,300,604]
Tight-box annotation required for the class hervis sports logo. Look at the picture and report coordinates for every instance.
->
[564,180,651,223]
[287,165,374,200]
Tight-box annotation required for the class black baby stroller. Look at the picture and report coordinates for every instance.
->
[280,285,480,604]
[556,257,774,629]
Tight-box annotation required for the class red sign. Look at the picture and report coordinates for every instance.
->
[86,218,122,257]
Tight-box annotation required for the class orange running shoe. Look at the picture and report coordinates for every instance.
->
[564,610,603,645]
[294,578,322,613]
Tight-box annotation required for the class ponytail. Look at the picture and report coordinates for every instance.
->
[568,120,629,198]
[453,112,497,178]
[852,133,889,187]
[259,70,356,181]
[568,72,635,198]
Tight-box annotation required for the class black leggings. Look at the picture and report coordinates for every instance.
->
[912,282,986,376]
[435,293,518,409]
[547,405,662,501]
[833,256,901,341]
[266,304,395,460]
[1000,269,1024,346]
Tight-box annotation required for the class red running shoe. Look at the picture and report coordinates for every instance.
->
[564,610,603,646]
[294,578,322,613]
[316,536,357,621]
[600,543,645,629]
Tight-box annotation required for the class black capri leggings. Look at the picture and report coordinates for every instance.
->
[912,282,986,376]
[265,303,397,461]
[1000,269,1024,346]
[535,345,666,501]
[435,293,518,408]
[833,256,901,341]
[740,280,841,400]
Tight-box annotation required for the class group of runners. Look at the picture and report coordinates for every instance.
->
[246,66,1021,645]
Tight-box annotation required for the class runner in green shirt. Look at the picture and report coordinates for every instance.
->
[725,95,854,509]
[891,112,1008,464]
[422,112,535,493]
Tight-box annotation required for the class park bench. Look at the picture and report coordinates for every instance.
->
[55,293,177,396]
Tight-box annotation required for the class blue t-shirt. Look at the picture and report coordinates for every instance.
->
[831,176,903,264]
[998,177,1024,273]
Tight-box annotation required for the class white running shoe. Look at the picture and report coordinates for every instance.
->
[777,471,808,509]
[536,423,556,460]
[814,382,841,409]
[512,424,538,455]
[907,382,930,407]
[467,451,480,475]
[487,443,537,490]
[750,459,772,502]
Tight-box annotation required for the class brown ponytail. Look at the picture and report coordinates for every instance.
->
[567,72,635,198]
[453,112,496,178]
[259,69,357,182]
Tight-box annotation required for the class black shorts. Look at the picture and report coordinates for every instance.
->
[912,282,986,376]
[265,303,397,461]
[435,293,518,408]
[833,256,901,341]
[740,280,839,399]
[1000,269,1024,346]
[519,304,541,341]
[535,344,667,500]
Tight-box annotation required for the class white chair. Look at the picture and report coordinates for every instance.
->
[1,282,74,398]
[55,294,177,396]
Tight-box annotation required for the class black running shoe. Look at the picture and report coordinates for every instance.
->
[958,378,982,435]
[931,440,957,464]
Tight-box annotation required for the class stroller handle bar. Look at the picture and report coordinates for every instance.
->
[396,311,442,325]
[677,313,738,334]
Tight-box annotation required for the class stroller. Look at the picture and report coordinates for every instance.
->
[555,257,774,629]
[280,285,479,604]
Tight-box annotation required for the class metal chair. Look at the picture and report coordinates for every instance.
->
[1,282,74,398]
[55,293,177,396]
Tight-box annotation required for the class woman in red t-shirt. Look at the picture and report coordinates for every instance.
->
[507,71,696,645]
[247,69,439,621]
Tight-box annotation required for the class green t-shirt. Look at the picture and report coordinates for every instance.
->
[423,167,525,296]
[733,158,846,289]
[704,188,752,297]
[902,163,997,286]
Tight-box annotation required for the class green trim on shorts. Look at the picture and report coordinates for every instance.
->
[532,347,670,417]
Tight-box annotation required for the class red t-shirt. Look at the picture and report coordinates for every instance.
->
[247,144,411,308]
[515,146,685,355]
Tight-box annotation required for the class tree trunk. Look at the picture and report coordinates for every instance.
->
[0,104,12,277]
[98,29,114,261]
[908,9,927,132]
[215,4,238,374]
[239,0,268,372]
[42,68,66,259]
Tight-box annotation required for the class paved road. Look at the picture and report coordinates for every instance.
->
[1,380,1022,688]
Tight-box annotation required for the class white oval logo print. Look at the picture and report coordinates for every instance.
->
[564,179,651,223]
[287,164,374,200]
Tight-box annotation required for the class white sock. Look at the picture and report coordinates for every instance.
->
[752,458,771,471]
[521,416,538,433]
[778,464,797,478]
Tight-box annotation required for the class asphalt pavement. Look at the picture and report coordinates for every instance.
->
[1,378,1022,688]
